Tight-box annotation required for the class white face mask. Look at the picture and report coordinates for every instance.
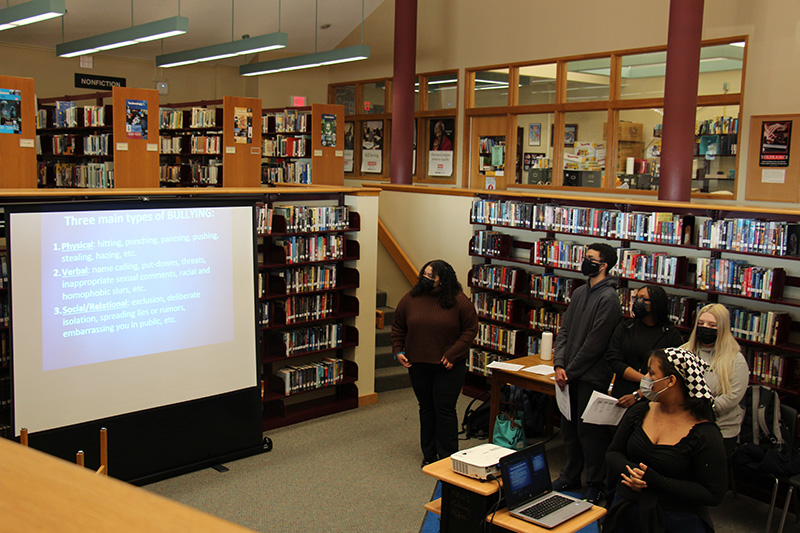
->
[639,375,670,402]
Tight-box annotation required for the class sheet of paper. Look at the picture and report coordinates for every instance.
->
[486,361,525,372]
[556,383,571,421]
[581,390,627,426]
[522,364,555,376]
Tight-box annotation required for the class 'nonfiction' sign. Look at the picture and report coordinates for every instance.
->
[74,73,126,90]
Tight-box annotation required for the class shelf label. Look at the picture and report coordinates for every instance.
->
[19,138,34,148]
[226,146,236,154]
[762,168,786,184]
[335,150,344,157]
[146,143,158,152]
[250,147,260,155]
[116,142,129,151]
[314,149,323,157]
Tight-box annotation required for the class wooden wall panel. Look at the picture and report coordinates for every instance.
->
[745,114,800,203]
[222,96,262,187]
[311,103,345,185]
[0,75,37,188]
[112,87,160,188]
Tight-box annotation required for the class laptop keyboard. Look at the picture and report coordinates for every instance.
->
[519,494,574,519]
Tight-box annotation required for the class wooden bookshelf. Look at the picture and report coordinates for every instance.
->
[310,103,345,185]
[222,96,262,187]
[112,87,160,188]
[0,75,37,188]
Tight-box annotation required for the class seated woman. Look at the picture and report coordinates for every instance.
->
[604,347,727,533]
[607,285,683,407]
[681,303,749,459]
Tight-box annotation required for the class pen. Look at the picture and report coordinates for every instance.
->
[607,374,616,395]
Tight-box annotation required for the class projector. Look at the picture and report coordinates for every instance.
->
[450,443,515,480]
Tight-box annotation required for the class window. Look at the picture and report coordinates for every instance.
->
[566,57,611,102]
[473,69,510,108]
[518,64,557,106]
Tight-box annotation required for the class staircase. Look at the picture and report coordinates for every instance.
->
[374,290,411,392]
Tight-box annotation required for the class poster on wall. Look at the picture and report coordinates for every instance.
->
[321,114,337,147]
[233,107,253,144]
[0,88,22,134]
[430,118,454,152]
[760,120,792,167]
[125,99,148,140]
[344,121,354,172]
[428,151,453,177]
[361,120,383,173]
[528,123,541,146]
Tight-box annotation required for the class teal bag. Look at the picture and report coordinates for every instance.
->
[493,409,526,450]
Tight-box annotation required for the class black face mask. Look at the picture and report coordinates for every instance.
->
[632,300,649,319]
[696,326,717,345]
[581,258,602,278]
[419,277,435,291]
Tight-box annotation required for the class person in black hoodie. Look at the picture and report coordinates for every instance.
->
[607,285,684,407]
[553,243,622,504]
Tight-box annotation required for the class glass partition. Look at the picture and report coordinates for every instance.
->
[615,108,663,190]
[362,81,386,114]
[518,64,557,106]
[427,73,458,111]
[562,111,608,188]
[698,42,745,96]
[566,57,611,102]
[692,104,740,194]
[334,85,356,115]
[620,51,667,100]
[515,113,554,185]
[473,69,509,108]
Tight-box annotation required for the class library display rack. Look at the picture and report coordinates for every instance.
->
[159,103,225,187]
[256,198,361,430]
[466,193,800,397]
[261,107,312,185]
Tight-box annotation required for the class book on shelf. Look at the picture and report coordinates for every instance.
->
[533,239,584,270]
[468,348,510,376]
[695,258,781,300]
[745,348,797,389]
[275,357,345,396]
[530,273,583,303]
[275,235,345,264]
[471,264,523,293]
[476,322,522,355]
[190,107,217,128]
[698,217,800,256]
[159,108,183,130]
[529,307,564,332]
[83,105,106,127]
[472,292,517,323]
[280,323,343,356]
[273,205,350,233]
[54,101,77,128]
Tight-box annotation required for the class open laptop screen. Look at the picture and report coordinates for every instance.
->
[501,445,551,509]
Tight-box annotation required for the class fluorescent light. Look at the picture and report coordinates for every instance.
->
[240,44,369,76]
[730,41,746,47]
[56,16,188,58]
[156,32,287,68]
[0,0,64,31]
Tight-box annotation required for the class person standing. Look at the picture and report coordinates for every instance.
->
[553,243,622,504]
[391,259,478,467]
[681,303,749,459]
[607,285,684,407]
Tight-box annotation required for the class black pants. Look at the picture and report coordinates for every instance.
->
[559,380,613,489]
[408,359,466,461]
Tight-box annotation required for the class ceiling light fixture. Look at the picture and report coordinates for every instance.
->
[0,0,64,32]
[240,0,369,77]
[156,0,286,68]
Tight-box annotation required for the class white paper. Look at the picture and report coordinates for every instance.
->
[146,143,158,152]
[361,150,382,173]
[225,146,236,154]
[556,384,571,421]
[762,168,786,184]
[581,390,627,426]
[344,149,354,172]
[486,361,524,372]
[522,364,555,376]
[19,138,34,148]
[116,142,128,151]
[427,151,453,177]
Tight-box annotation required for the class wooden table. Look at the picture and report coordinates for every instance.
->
[489,354,558,442]
[423,458,606,533]
[0,437,255,532]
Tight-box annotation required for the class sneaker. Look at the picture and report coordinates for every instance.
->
[552,477,581,492]
[421,457,437,468]
[583,486,603,505]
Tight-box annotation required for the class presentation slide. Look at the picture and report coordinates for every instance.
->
[11,204,258,435]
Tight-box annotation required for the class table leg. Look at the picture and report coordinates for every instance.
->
[489,373,502,443]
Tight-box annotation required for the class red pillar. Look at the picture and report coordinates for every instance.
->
[390,0,417,185]
[659,0,704,202]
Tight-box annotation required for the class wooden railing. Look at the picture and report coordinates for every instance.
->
[377,218,417,286]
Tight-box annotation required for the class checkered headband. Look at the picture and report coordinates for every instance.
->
[663,347,714,400]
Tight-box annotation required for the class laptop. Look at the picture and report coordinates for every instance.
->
[498,444,593,529]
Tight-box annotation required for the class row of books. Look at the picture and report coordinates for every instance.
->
[697,218,800,256]
[260,205,350,233]
[260,265,339,296]
[54,101,78,128]
[47,134,80,156]
[695,258,779,299]
[275,235,345,264]
[187,161,222,185]
[160,108,184,130]
[0,331,8,365]
[0,257,7,289]
[745,349,797,389]
[470,230,508,257]
[532,239,585,270]
[283,293,336,324]
[263,110,309,134]
[467,348,509,376]
[616,248,681,285]
[472,292,515,322]
[160,136,183,154]
[471,199,535,228]
[190,107,217,128]
[160,165,182,184]
[263,135,309,158]
[275,357,344,396]
[530,273,582,303]
[530,307,563,332]
[190,135,221,155]
[281,323,344,356]
[476,322,521,355]
[259,301,271,327]
[718,304,788,346]
[38,161,114,188]
[83,105,107,127]
[83,133,111,156]
[696,116,738,135]
[261,160,312,185]
[470,264,522,293]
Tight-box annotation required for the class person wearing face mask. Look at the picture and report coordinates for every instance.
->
[391,259,478,468]
[552,243,622,504]
[681,303,749,459]
[604,347,726,533]
[607,285,684,407]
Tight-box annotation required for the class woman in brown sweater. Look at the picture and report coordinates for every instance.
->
[391,259,479,467]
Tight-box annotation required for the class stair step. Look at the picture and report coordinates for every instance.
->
[375,365,412,392]
[376,290,387,309]
[375,345,395,369]
[375,326,392,348]
[377,305,395,327]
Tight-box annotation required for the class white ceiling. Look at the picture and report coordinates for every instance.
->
[0,0,383,63]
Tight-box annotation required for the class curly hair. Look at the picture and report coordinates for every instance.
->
[410,259,463,308]
[649,349,715,423]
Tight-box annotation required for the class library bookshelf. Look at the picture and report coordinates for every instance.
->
[0,75,37,188]
[256,198,361,430]
[159,101,225,187]
[466,192,800,397]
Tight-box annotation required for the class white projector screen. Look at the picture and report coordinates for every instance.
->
[10,204,257,434]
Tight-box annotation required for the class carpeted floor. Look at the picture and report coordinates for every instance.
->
[144,387,792,532]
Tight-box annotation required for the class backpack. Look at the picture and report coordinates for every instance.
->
[505,384,548,438]
[739,384,785,450]
[461,391,491,440]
